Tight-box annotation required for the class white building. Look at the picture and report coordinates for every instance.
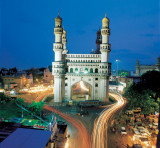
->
[52,13,111,102]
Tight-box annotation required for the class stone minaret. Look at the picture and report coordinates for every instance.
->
[156,56,160,71]
[100,13,111,102]
[135,60,140,76]
[62,27,68,54]
[95,27,102,54]
[52,12,65,102]
[100,13,111,62]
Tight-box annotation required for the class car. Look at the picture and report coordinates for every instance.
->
[120,127,127,135]
[133,144,142,148]
[139,137,151,147]
[153,128,159,135]
[152,122,158,129]
[133,128,138,133]
[149,124,152,129]
[143,128,151,137]
[137,126,144,130]
[67,134,70,138]
[134,131,141,136]
[133,108,141,113]
[125,110,133,116]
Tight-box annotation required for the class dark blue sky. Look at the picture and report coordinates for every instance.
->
[1,0,160,71]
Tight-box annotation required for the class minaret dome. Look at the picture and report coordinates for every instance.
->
[102,13,109,28]
[55,12,62,27]
[63,27,66,35]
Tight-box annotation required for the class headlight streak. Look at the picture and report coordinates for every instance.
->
[44,92,125,148]
[91,92,126,148]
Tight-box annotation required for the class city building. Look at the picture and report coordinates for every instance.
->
[109,76,140,93]
[109,75,117,82]
[135,56,160,76]
[0,117,58,148]
[118,76,140,88]
[2,73,33,89]
[23,67,46,84]
[52,13,111,102]
[44,67,54,84]
[57,124,67,139]
[0,127,55,148]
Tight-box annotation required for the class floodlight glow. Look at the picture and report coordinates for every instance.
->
[10,90,15,95]
[80,81,89,91]
[65,140,69,148]
[0,89,5,93]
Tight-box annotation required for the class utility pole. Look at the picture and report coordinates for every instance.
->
[116,60,120,85]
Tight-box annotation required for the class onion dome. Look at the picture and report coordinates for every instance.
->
[102,13,109,28]
[55,12,62,22]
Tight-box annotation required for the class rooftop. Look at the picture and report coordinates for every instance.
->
[0,128,52,148]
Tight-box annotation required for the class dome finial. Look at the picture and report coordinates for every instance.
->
[58,11,59,16]
[99,26,100,30]
[105,12,107,17]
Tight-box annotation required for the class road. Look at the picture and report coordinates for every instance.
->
[91,92,126,148]
[17,89,53,103]
[20,90,125,148]
[44,105,91,148]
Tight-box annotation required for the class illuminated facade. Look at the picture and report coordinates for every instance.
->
[44,67,54,84]
[52,13,111,102]
[2,74,33,89]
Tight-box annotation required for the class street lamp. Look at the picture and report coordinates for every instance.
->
[116,59,120,85]
[116,60,120,77]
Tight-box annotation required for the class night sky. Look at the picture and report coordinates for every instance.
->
[1,0,160,71]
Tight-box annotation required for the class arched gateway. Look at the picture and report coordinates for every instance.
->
[71,81,91,101]
[52,13,111,102]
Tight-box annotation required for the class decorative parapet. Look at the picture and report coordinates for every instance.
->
[66,54,101,58]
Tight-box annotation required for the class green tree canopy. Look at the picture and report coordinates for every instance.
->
[0,93,11,104]
[124,70,160,115]
[119,72,128,77]
[16,98,25,106]
[27,101,44,115]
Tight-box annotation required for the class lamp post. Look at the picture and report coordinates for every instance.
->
[116,60,120,85]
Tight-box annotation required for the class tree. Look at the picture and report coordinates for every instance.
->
[16,98,25,106]
[124,70,160,115]
[0,93,11,104]
[27,101,44,115]
[0,76,4,88]
[119,72,128,77]
[118,70,130,76]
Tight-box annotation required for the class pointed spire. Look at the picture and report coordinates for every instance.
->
[105,12,107,17]
[99,26,100,30]
[55,11,62,20]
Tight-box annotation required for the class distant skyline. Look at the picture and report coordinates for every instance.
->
[1,0,160,71]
